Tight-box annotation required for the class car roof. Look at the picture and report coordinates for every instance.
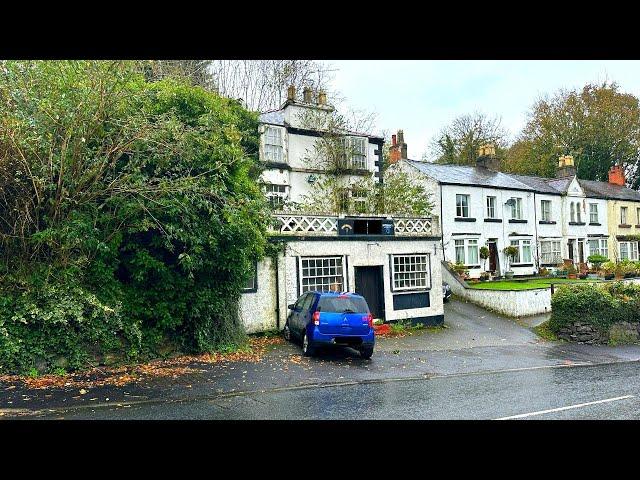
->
[308,291,364,298]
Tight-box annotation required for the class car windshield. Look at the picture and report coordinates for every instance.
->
[318,296,369,314]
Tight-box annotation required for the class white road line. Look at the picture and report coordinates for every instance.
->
[495,395,635,420]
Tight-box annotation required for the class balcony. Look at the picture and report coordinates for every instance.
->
[270,213,440,237]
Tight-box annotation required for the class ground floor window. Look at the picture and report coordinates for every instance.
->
[510,239,532,264]
[300,256,345,293]
[454,238,479,266]
[588,238,608,258]
[619,241,639,261]
[392,254,430,291]
[540,240,562,265]
[242,262,258,293]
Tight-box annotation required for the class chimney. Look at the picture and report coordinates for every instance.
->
[608,164,626,186]
[397,129,408,160]
[389,134,400,164]
[287,85,296,101]
[303,87,313,103]
[317,90,327,106]
[556,155,576,178]
[476,143,500,170]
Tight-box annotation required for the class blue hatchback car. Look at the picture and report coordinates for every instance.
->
[284,291,375,358]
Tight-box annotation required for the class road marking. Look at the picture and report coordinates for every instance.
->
[495,395,635,420]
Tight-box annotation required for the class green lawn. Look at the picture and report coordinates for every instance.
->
[467,277,599,291]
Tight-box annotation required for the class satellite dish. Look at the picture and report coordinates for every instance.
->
[505,198,516,207]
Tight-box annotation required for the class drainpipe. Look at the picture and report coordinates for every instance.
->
[440,185,445,262]
[274,258,280,330]
[533,192,539,272]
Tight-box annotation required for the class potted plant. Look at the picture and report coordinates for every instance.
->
[453,262,468,279]
[479,271,490,282]
[601,261,616,280]
[503,245,518,279]
[567,263,577,279]
[479,246,490,269]
[587,254,607,279]
[539,267,549,277]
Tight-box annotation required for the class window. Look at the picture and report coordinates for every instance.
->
[486,196,496,218]
[350,188,367,214]
[619,241,639,261]
[570,202,575,222]
[264,184,288,209]
[511,197,523,219]
[336,188,350,213]
[456,194,470,218]
[588,239,608,258]
[264,126,283,162]
[589,203,599,223]
[621,206,628,225]
[300,257,344,293]
[576,202,582,223]
[454,238,479,266]
[350,137,367,169]
[541,200,551,221]
[540,240,562,265]
[638,208,640,225]
[392,254,430,291]
[242,263,258,292]
[510,239,532,264]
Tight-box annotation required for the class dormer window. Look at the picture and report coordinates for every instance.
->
[264,126,284,163]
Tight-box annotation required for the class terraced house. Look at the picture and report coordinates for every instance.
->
[239,89,444,333]
[399,134,640,278]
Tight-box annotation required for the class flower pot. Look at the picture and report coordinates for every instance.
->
[568,273,577,279]
[505,271,514,279]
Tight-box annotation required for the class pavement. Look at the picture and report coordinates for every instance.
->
[2,298,640,420]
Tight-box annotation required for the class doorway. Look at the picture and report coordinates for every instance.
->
[577,240,585,264]
[568,239,575,263]
[354,266,384,320]
[487,241,499,273]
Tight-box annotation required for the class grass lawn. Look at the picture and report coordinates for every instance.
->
[467,277,599,290]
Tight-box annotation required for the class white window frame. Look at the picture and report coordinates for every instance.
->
[453,238,480,266]
[263,126,284,163]
[349,136,367,170]
[589,203,599,223]
[510,239,533,265]
[511,197,523,220]
[486,196,496,218]
[540,240,562,265]
[637,207,640,225]
[576,202,582,223]
[588,238,608,258]
[264,183,289,210]
[570,202,575,222]
[242,262,258,293]
[300,256,345,294]
[391,254,431,292]
[621,206,628,225]
[541,200,552,222]
[618,241,639,261]
[456,194,470,218]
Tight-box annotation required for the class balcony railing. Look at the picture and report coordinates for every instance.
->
[270,214,440,237]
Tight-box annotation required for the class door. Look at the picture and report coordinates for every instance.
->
[290,293,308,332]
[354,266,384,320]
[568,240,574,262]
[578,240,585,264]
[488,241,498,272]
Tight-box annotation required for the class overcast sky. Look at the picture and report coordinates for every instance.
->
[326,60,640,160]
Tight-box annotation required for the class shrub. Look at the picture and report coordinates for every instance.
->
[587,254,608,271]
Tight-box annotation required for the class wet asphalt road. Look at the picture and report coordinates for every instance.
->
[4,298,640,420]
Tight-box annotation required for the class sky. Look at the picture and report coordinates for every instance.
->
[326,60,640,160]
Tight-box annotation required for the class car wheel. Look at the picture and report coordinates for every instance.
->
[360,346,374,359]
[302,331,315,357]
[283,322,291,342]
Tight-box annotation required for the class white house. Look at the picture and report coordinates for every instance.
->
[239,89,444,333]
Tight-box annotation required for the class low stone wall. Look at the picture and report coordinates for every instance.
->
[441,262,551,317]
[557,321,640,345]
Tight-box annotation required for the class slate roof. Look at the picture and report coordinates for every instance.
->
[406,160,640,201]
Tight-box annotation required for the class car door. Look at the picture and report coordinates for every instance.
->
[290,293,308,332]
[298,293,316,333]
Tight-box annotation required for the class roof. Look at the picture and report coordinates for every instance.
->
[406,161,544,193]
[580,179,640,201]
[406,160,640,201]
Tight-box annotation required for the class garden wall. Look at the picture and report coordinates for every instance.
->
[441,261,640,318]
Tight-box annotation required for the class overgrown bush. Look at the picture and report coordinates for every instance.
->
[549,282,640,334]
[0,61,269,374]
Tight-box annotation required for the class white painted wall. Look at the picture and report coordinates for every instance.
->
[239,257,277,333]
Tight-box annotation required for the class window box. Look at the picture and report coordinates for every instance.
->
[484,218,502,223]
[455,217,476,222]
[508,219,527,224]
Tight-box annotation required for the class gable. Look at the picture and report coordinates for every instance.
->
[567,177,584,197]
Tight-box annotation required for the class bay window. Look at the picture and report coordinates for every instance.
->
[619,241,639,261]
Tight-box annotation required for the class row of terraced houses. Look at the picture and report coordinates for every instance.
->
[238,87,640,332]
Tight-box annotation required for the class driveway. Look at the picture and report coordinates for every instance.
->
[3,298,640,419]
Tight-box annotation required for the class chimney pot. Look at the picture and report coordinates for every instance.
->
[397,130,405,144]
[287,85,296,101]
[476,143,500,170]
[556,155,576,178]
[303,87,313,103]
[317,90,327,105]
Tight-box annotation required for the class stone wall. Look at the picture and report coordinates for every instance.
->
[556,321,640,345]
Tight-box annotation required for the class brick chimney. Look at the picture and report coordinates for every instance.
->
[397,130,408,160]
[287,85,296,101]
[476,143,501,170]
[302,87,313,103]
[389,134,401,164]
[317,90,327,106]
[608,164,625,186]
[556,155,576,178]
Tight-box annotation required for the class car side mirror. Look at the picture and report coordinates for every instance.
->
[288,304,295,310]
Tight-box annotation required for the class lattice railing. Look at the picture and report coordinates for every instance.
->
[394,216,439,236]
[272,214,338,234]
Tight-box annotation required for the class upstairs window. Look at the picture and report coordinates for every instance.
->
[621,206,628,225]
[570,202,575,222]
[264,126,283,162]
[486,196,497,218]
[264,184,288,210]
[637,207,640,224]
[510,197,523,220]
[456,194,470,218]
[350,187,368,214]
[589,203,599,223]
[340,136,367,170]
[541,200,552,221]
[576,202,582,223]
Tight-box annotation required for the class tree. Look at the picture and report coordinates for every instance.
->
[140,60,215,89]
[427,112,508,165]
[505,82,640,185]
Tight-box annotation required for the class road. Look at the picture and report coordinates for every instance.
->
[4,298,640,420]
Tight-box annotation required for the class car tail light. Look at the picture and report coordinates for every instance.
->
[312,311,320,326]
[363,313,373,328]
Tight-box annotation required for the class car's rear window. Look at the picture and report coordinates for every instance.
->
[318,296,369,313]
